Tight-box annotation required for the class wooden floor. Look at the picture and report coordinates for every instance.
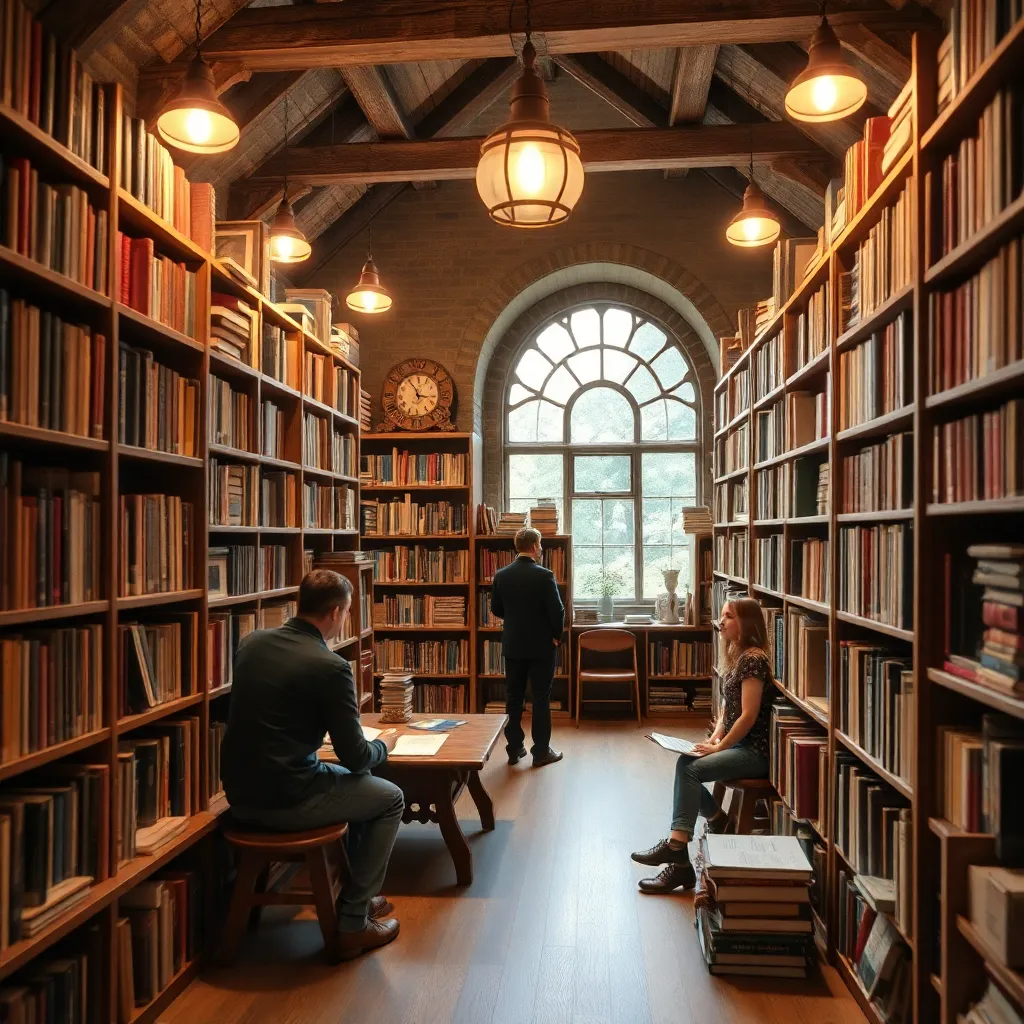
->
[164,722,866,1024]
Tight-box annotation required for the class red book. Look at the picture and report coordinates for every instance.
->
[189,182,214,254]
[862,116,892,201]
[119,232,131,305]
[854,905,877,964]
[13,158,31,255]
[943,659,979,682]
[29,21,42,126]
[984,601,1021,631]
[128,236,154,316]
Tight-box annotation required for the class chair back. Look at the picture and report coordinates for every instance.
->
[578,628,636,653]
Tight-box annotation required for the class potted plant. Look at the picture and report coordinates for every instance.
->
[580,566,627,622]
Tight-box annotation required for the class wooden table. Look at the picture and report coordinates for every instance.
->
[363,713,506,886]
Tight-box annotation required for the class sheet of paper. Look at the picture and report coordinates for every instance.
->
[647,732,697,755]
[392,733,449,757]
[362,725,382,741]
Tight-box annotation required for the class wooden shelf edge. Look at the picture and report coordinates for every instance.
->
[834,283,915,353]
[957,915,1024,1010]
[927,667,1024,720]
[835,729,913,800]
[0,728,112,783]
[117,693,206,734]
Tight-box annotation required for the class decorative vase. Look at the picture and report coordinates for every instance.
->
[656,568,681,624]
[599,593,614,622]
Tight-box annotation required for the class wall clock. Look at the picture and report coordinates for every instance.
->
[379,358,456,432]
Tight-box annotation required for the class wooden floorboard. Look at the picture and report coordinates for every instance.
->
[162,722,867,1024]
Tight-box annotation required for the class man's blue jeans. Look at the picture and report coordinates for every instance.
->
[672,745,769,834]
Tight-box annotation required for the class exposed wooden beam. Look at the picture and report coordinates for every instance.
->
[244,184,313,221]
[552,54,665,127]
[226,71,307,131]
[834,23,912,106]
[136,61,251,125]
[193,1,922,71]
[249,122,824,187]
[341,66,415,139]
[669,45,720,124]
[39,0,133,50]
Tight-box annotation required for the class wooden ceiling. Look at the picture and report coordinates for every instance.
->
[43,0,933,280]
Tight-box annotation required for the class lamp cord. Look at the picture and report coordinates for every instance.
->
[507,0,533,59]
[282,94,289,196]
[194,0,202,57]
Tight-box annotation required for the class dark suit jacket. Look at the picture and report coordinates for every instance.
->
[220,617,387,810]
[491,555,565,660]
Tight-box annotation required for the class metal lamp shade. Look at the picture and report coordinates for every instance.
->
[269,196,312,264]
[726,184,781,248]
[785,18,868,123]
[345,258,393,314]
[156,55,240,154]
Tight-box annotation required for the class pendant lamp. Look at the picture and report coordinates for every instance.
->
[785,5,868,123]
[726,147,781,248]
[156,0,239,154]
[345,224,392,314]
[269,96,311,264]
[476,0,583,227]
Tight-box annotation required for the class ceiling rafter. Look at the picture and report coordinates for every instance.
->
[664,44,720,178]
[38,0,134,51]
[552,53,665,127]
[834,23,912,108]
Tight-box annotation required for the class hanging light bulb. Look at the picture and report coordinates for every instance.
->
[476,0,583,227]
[156,0,239,154]
[345,225,392,314]
[269,96,311,264]
[785,4,868,123]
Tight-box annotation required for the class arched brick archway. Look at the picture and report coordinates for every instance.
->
[478,282,718,508]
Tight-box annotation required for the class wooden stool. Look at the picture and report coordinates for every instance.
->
[710,778,776,835]
[219,819,352,965]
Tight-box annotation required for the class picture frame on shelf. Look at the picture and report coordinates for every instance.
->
[208,548,229,600]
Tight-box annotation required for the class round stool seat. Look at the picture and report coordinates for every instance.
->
[729,778,775,790]
[223,820,348,852]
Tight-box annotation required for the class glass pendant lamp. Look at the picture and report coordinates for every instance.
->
[269,95,312,264]
[345,224,392,314]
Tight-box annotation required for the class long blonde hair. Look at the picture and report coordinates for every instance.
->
[719,598,772,674]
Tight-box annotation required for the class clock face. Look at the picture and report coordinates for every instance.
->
[396,373,439,418]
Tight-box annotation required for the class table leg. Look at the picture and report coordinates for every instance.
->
[435,781,473,886]
[467,770,495,831]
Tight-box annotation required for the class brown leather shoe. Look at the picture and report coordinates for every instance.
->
[336,917,400,960]
[532,748,563,768]
[638,862,697,894]
[369,896,394,919]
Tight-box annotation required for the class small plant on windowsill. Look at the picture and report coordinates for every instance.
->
[579,567,628,622]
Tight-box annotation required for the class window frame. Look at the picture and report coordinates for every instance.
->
[502,301,704,606]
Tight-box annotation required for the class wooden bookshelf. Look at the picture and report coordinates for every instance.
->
[0,73,364,1014]
[359,433,481,714]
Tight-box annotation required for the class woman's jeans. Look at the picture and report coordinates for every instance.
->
[672,744,769,834]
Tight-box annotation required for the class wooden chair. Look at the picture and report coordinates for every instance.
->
[710,778,776,835]
[575,628,641,727]
[219,819,352,965]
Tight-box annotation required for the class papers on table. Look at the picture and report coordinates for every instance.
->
[362,725,382,741]
[392,733,449,757]
[407,719,466,732]
[646,732,697,755]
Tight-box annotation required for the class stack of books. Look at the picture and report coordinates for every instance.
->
[574,608,600,625]
[695,834,815,978]
[772,238,819,311]
[529,501,559,535]
[360,389,373,431]
[378,673,414,723]
[494,511,527,536]
[681,506,713,535]
[883,80,913,174]
[210,293,256,364]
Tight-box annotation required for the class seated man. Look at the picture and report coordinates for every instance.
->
[221,569,403,959]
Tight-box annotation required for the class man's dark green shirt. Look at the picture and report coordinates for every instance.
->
[220,617,387,810]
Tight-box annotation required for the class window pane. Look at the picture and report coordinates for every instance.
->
[570,308,600,348]
[643,452,697,500]
[603,307,633,348]
[508,453,564,525]
[629,321,667,360]
[509,383,533,405]
[673,381,696,402]
[642,497,673,545]
[567,349,601,385]
[625,364,660,405]
[543,365,577,405]
[666,399,697,441]
[515,348,552,390]
[602,498,634,544]
[641,399,668,440]
[573,546,603,597]
[570,388,634,444]
[571,498,636,600]
[571,498,602,544]
[536,321,575,363]
[537,400,564,442]
[651,347,688,388]
[603,348,636,385]
[508,400,538,441]
[574,455,630,493]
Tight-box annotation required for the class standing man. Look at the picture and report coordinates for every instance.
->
[491,526,565,767]
[221,569,404,960]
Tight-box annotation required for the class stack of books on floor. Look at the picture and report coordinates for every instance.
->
[529,501,559,535]
[379,673,414,723]
[695,834,815,978]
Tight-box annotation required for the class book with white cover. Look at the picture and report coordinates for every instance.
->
[703,834,813,880]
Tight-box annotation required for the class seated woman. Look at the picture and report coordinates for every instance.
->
[631,597,775,893]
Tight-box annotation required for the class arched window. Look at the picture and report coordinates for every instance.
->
[504,303,702,603]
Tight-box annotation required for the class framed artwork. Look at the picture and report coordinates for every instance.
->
[285,288,332,345]
[215,221,271,295]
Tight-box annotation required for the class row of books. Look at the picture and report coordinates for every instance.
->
[208,609,257,692]
[929,234,1023,397]
[370,546,468,584]
[841,116,894,226]
[726,477,747,523]
[771,237,819,314]
[783,608,829,712]
[304,480,355,531]
[261,324,301,389]
[1,160,109,292]
[647,639,713,676]
[729,367,750,420]
[937,1,1021,112]
[791,537,828,604]
[935,85,1024,261]
[770,702,826,825]
[795,281,830,369]
[360,499,469,537]
[261,399,287,460]
[210,295,257,366]
[837,524,911,629]
[837,313,912,431]
[716,422,748,474]
[479,640,569,676]
[260,471,298,529]
[477,547,566,582]
[839,432,912,514]
[931,397,1022,504]
[0,457,102,610]
[756,463,788,520]
[412,685,465,714]
[119,616,197,717]
[207,544,287,598]
[121,716,201,829]
[118,235,198,340]
[2,0,108,172]
[756,532,783,592]
[0,932,102,1019]
[786,386,829,449]
[372,639,469,675]
[208,376,253,452]
[649,682,711,714]
[304,351,332,406]
[118,342,198,456]
[755,402,785,463]
[0,623,104,763]
[360,450,467,487]
[372,594,467,628]
[302,412,355,475]
[714,529,747,580]
[0,292,106,439]
[119,494,195,597]
[837,642,914,785]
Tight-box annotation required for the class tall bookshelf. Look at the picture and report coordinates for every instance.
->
[713,18,1024,1023]
[359,432,480,714]
[0,74,363,1018]
[475,533,574,719]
